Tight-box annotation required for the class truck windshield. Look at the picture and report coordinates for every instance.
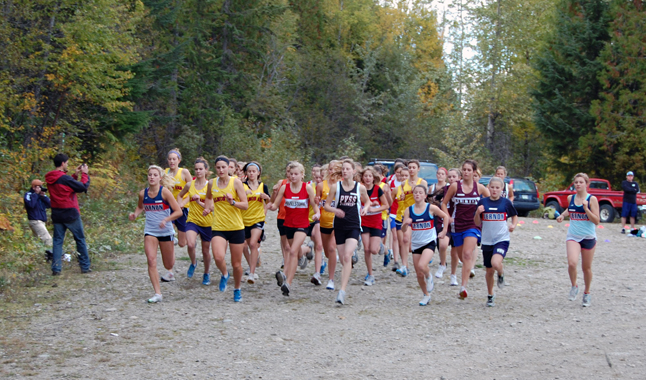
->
[419,165,437,182]
[513,179,535,192]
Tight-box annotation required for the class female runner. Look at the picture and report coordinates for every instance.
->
[177,158,213,285]
[556,173,599,307]
[203,156,249,302]
[271,163,292,268]
[165,149,192,250]
[474,177,518,307]
[360,167,389,286]
[303,168,325,285]
[441,160,490,299]
[429,167,450,279]
[241,161,270,284]
[317,161,341,290]
[388,163,405,269]
[228,158,238,177]
[402,185,449,306]
[495,166,514,202]
[445,168,462,286]
[269,161,319,296]
[324,159,371,305]
[129,166,183,303]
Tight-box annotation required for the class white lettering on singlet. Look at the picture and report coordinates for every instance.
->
[339,194,357,207]
[285,199,308,209]
[453,195,479,205]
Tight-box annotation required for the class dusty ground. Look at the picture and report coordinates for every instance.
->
[1,214,645,379]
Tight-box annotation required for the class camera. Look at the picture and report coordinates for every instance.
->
[40,187,47,193]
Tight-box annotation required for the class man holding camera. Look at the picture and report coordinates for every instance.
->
[45,153,92,276]
[24,179,53,260]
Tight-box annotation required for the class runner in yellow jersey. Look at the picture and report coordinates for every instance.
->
[203,156,248,302]
[177,157,213,286]
[396,160,428,277]
[241,161,269,284]
[165,148,192,249]
[316,160,341,290]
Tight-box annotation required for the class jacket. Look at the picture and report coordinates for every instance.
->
[24,190,51,222]
[45,170,90,223]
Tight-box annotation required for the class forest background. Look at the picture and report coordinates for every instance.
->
[0,0,644,287]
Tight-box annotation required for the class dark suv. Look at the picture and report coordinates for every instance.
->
[479,176,540,217]
[367,159,438,185]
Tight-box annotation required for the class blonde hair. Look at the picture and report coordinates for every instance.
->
[167,148,182,160]
[496,166,507,175]
[448,168,462,178]
[488,177,504,187]
[287,161,305,175]
[148,165,174,190]
[327,160,343,183]
[573,173,590,184]
[360,166,381,185]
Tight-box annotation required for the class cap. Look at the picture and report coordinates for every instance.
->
[31,179,43,187]
[627,171,634,176]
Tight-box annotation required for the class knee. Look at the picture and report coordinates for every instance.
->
[187,242,196,250]
[250,241,260,251]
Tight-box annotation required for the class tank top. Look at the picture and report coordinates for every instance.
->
[409,204,437,251]
[320,180,335,229]
[211,177,244,231]
[396,178,422,222]
[501,183,509,199]
[389,178,401,216]
[186,180,212,227]
[165,168,188,201]
[379,182,389,221]
[334,181,361,230]
[452,180,480,233]
[143,188,176,237]
[277,179,288,220]
[242,182,267,226]
[283,182,310,228]
[361,185,383,229]
[566,194,596,242]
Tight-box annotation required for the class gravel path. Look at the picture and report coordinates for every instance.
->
[1,215,645,379]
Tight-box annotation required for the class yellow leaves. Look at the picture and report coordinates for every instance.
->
[21,92,37,111]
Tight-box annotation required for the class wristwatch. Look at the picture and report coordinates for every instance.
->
[231,200,236,206]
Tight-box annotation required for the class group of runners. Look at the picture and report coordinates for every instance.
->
[129,151,600,308]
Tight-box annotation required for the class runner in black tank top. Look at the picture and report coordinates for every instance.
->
[324,160,371,305]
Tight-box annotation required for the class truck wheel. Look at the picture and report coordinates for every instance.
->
[545,201,562,214]
[517,211,529,217]
[599,204,615,223]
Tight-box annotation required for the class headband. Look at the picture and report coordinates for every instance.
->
[168,150,181,159]
[246,162,260,172]
[215,156,229,165]
[438,167,448,175]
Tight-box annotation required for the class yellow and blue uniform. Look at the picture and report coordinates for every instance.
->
[165,167,189,232]
[185,180,212,242]
[211,177,245,244]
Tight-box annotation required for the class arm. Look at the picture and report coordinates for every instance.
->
[401,207,411,233]
[509,215,518,232]
[181,168,192,184]
[429,204,449,238]
[373,191,390,213]
[129,190,145,221]
[40,194,51,208]
[556,195,571,222]
[229,179,248,210]
[474,204,485,227]
[441,183,457,226]
[420,179,428,189]
[478,183,490,198]
[324,184,344,218]
[66,173,90,193]
[267,185,286,211]
[507,183,514,202]
[203,180,214,215]
[270,180,283,203]
[307,184,320,220]
[177,182,192,208]
[161,188,183,227]
[359,184,371,216]
[383,185,393,208]
[583,196,600,225]
[24,191,39,209]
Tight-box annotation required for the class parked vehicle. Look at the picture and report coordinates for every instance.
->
[542,178,646,223]
[479,176,541,217]
[367,158,438,185]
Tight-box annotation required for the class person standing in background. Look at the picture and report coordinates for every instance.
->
[24,179,53,261]
[621,171,640,234]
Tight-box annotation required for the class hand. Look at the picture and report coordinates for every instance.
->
[508,224,515,233]
[81,163,89,174]
[225,193,234,204]
[312,212,320,221]
[129,212,136,221]
[582,199,589,209]
[477,205,485,214]
[403,218,412,226]
[360,207,368,216]
[334,209,345,218]
[371,201,380,207]
[438,231,446,239]
[202,208,212,216]
[399,193,405,201]
[191,194,201,202]
[314,195,321,205]
[556,215,564,223]
[261,193,271,201]
[159,220,167,228]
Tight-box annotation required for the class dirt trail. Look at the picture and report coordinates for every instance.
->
[1,215,645,379]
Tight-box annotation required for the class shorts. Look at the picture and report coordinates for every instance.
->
[283,226,308,240]
[381,219,388,238]
[412,240,437,254]
[320,227,334,235]
[451,228,481,247]
[186,222,213,242]
[172,208,189,232]
[482,241,510,268]
[334,227,362,245]
[244,221,265,241]
[212,229,245,244]
[306,221,319,237]
[389,216,399,230]
[447,231,454,246]
[361,226,382,237]
[567,238,597,250]
[145,234,172,242]
[277,219,286,236]
[622,202,638,218]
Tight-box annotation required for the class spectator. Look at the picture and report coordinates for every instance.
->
[621,171,640,234]
[24,179,53,261]
[45,153,92,276]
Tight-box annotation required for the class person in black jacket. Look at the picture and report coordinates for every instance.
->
[24,179,53,260]
[621,171,640,234]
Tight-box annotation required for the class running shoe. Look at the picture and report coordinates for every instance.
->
[147,294,163,303]
[396,266,408,277]
[378,243,385,256]
[306,241,315,261]
[384,250,392,267]
[486,295,495,307]
[459,287,468,299]
[161,271,175,282]
[352,249,359,265]
[364,275,375,286]
[311,273,322,286]
[298,255,308,270]
[233,289,242,302]
[281,259,284,269]
[336,290,346,305]
[568,285,579,301]
[218,273,229,292]
[173,237,179,246]
[426,276,434,294]
[275,270,285,287]
[281,283,290,296]
[470,269,475,278]
[187,263,196,278]
[202,273,211,286]
[244,267,250,276]
[419,295,431,306]
[435,264,446,278]
[621,228,626,234]
[392,261,400,272]
[326,280,335,290]
[497,274,505,289]
[247,273,255,284]
[320,261,327,275]
[582,293,591,307]
[450,274,459,286]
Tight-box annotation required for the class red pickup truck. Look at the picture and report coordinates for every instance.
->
[542,178,646,223]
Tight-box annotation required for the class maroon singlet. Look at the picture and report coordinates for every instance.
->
[451,180,480,233]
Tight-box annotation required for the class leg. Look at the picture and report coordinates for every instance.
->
[566,240,581,287]
[159,240,175,271]
[67,218,90,271]
[243,244,251,267]
[248,228,262,276]
[581,247,595,294]
[400,228,412,269]
[338,239,359,292]
[280,235,290,263]
[414,249,434,295]
[201,240,211,274]
[361,232,372,276]
[322,232,337,281]
[144,236,162,295]
[285,232,307,285]
[391,226,400,263]
[212,237,229,276]
[186,230,198,265]
[438,236,448,266]
[621,216,627,229]
[630,216,636,230]
[229,243,245,289]
[177,230,187,248]
[460,237,478,287]
[450,246,459,275]
[397,229,406,266]
[51,223,67,273]
[312,224,323,274]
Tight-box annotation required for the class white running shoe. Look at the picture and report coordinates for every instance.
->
[336,290,346,305]
[450,274,459,286]
[435,264,446,278]
[160,272,175,282]
[582,293,591,307]
[470,268,475,278]
[568,285,579,301]
[364,275,375,286]
[247,274,255,284]
[173,237,179,246]
[311,273,322,286]
[147,294,163,303]
[426,276,434,294]
[305,241,315,260]
[419,295,431,306]
[298,255,308,270]
[378,243,386,256]
[326,280,335,290]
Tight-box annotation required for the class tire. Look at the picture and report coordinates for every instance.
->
[517,211,529,217]
[545,200,563,214]
[599,204,615,223]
